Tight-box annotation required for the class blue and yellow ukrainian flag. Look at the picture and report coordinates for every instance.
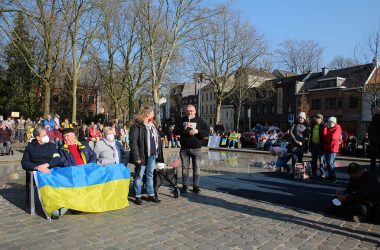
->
[34,163,130,218]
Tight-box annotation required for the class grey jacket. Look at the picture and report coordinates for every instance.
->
[93,139,125,166]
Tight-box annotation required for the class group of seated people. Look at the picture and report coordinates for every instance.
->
[216,130,240,148]
[21,125,126,174]
[21,125,127,218]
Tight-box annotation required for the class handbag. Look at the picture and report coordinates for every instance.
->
[294,161,312,179]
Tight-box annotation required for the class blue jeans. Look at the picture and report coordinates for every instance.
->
[134,155,156,198]
[180,148,202,187]
[229,140,236,148]
[323,152,336,178]
[311,144,324,176]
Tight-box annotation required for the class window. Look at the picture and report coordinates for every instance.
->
[206,105,208,114]
[202,106,204,114]
[311,99,321,110]
[52,95,59,103]
[349,97,358,109]
[226,111,228,118]
[256,105,260,114]
[263,105,267,114]
[287,103,291,113]
[325,98,337,109]
[271,104,275,113]
[202,94,204,102]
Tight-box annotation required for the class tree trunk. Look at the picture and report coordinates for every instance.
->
[152,85,161,126]
[71,70,77,123]
[128,92,135,122]
[114,100,120,119]
[236,102,242,131]
[43,79,51,117]
[216,100,222,124]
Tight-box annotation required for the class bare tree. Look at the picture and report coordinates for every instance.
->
[62,0,101,123]
[90,0,124,119]
[329,55,355,69]
[190,7,267,123]
[134,0,206,125]
[0,0,65,116]
[353,25,380,107]
[276,39,323,74]
[297,95,310,118]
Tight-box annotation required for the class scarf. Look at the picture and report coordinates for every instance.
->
[145,123,159,156]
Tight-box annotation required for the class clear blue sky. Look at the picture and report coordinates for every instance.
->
[232,0,380,66]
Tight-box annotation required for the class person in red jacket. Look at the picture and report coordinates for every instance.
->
[322,116,342,182]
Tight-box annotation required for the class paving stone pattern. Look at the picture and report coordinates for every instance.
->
[0,148,379,249]
[1,185,380,249]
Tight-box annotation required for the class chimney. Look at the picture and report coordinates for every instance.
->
[322,67,329,76]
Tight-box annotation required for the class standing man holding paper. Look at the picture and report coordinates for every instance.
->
[179,105,208,193]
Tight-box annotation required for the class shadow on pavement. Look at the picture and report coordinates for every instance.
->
[183,191,380,246]
[0,183,45,218]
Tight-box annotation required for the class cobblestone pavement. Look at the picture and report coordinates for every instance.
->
[0,148,379,249]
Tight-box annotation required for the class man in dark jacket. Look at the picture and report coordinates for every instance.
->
[0,122,12,156]
[21,126,61,173]
[59,128,97,166]
[309,114,324,178]
[179,104,208,193]
[368,104,380,176]
[326,163,380,223]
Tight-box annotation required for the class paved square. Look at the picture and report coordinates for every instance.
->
[0,148,379,249]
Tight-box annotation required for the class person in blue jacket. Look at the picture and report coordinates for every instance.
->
[21,125,61,173]
[58,128,97,167]
[42,114,55,131]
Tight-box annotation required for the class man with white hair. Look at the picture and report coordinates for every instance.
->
[322,116,342,182]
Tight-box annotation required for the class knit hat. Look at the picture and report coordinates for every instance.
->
[328,116,337,124]
[298,112,306,120]
[315,114,323,119]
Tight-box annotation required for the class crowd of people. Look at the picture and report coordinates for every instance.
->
[2,103,379,223]
[9,103,208,219]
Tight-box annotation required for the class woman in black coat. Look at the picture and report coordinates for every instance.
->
[289,112,310,176]
[129,105,163,205]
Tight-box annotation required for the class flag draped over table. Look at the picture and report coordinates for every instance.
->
[34,163,130,218]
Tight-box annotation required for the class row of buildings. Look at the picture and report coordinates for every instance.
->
[161,59,380,141]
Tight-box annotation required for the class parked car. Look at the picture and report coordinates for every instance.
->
[240,128,257,148]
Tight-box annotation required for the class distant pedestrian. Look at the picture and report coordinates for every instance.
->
[17,116,26,143]
[179,104,208,193]
[322,116,342,182]
[0,122,12,156]
[368,104,380,176]
[289,112,310,176]
[42,114,55,131]
[309,114,325,178]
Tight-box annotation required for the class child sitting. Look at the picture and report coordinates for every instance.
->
[269,146,292,173]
